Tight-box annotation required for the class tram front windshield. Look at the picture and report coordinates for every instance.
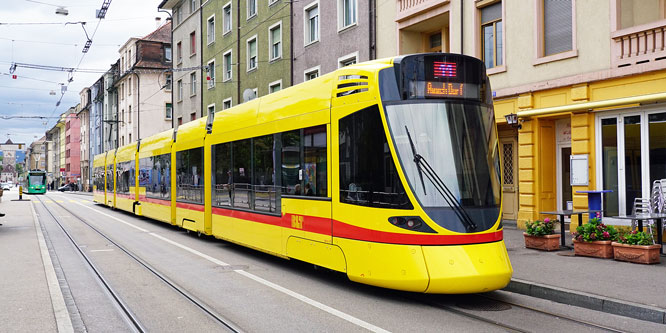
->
[381,53,501,233]
[385,101,501,233]
[30,174,45,185]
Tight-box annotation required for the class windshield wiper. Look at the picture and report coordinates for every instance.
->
[404,126,478,231]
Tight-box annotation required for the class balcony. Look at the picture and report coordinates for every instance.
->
[397,0,449,22]
[611,19,666,68]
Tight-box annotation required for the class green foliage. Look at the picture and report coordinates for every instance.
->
[573,217,618,242]
[526,218,556,236]
[617,230,654,246]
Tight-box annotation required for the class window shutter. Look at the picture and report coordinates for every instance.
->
[481,2,501,24]
[544,0,572,56]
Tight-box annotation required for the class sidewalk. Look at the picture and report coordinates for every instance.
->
[503,222,666,323]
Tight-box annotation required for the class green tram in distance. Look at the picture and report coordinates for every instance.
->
[27,170,47,194]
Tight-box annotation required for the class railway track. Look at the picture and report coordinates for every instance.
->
[34,195,243,333]
[414,292,627,333]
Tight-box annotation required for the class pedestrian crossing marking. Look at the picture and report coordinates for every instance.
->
[56,200,64,203]
[44,200,53,203]
[69,200,77,203]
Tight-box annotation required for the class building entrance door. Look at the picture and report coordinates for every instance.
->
[500,137,518,220]
[557,144,572,210]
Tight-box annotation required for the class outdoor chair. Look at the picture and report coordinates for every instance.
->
[632,197,655,236]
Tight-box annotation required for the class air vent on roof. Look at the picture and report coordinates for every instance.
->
[336,75,369,97]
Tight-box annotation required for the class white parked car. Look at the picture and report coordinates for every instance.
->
[1,183,11,191]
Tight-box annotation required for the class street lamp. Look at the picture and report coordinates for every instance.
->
[505,112,522,130]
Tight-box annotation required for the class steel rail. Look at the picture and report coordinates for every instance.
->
[38,195,243,333]
[34,195,146,333]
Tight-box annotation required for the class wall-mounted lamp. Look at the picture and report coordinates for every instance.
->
[504,113,522,130]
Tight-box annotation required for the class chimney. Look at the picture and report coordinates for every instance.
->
[155,17,162,29]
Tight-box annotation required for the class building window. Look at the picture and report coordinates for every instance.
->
[207,15,215,44]
[177,42,182,63]
[175,6,182,25]
[269,22,282,61]
[540,0,573,57]
[338,52,358,68]
[165,46,172,62]
[223,2,232,34]
[120,83,124,100]
[269,80,281,94]
[480,1,503,69]
[190,0,197,13]
[223,98,232,110]
[207,60,216,88]
[177,79,183,101]
[223,50,232,81]
[128,77,132,95]
[191,112,196,121]
[165,74,172,91]
[178,117,183,126]
[208,104,215,115]
[305,2,319,45]
[252,88,258,99]
[247,0,257,19]
[247,36,257,71]
[166,103,172,119]
[190,72,197,96]
[128,105,132,123]
[190,31,196,56]
[338,0,357,30]
[304,66,320,81]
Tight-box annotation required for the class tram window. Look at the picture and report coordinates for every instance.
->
[116,161,132,194]
[106,164,115,192]
[140,154,171,200]
[212,142,232,207]
[93,167,104,191]
[304,125,327,197]
[281,130,301,195]
[176,147,204,203]
[254,134,277,212]
[339,105,412,209]
[233,139,252,209]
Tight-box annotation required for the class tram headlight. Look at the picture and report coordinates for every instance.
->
[388,216,436,233]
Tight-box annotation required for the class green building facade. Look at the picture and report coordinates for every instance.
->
[202,0,291,114]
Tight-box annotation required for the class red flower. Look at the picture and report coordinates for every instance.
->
[544,217,550,223]
[602,231,610,239]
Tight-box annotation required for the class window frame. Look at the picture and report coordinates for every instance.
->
[207,103,215,115]
[207,14,216,45]
[337,51,358,68]
[304,65,320,81]
[190,0,197,13]
[247,0,257,20]
[268,79,282,94]
[223,2,232,35]
[268,21,282,61]
[223,49,233,82]
[533,0,578,65]
[337,0,358,32]
[247,35,258,72]
[476,0,506,74]
[223,98,232,110]
[165,102,172,120]
[207,59,216,89]
[165,74,172,91]
[177,79,183,101]
[176,41,183,64]
[304,1,320,46]
[190,72,197,96]
[190,31,196,56]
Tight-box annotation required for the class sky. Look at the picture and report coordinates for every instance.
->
[0,0,169,147]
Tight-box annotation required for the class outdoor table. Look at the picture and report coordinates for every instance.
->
[612,213,666,255]
[539,210,603,247]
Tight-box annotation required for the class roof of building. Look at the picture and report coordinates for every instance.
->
[142,21,171,43]
[4,139,13,144]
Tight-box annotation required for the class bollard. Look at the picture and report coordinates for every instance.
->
[19,185,22,200]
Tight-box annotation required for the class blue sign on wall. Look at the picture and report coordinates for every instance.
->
[16,151,26,163]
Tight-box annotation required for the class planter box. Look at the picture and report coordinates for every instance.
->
[573,239,613,259]
[611,242,661,264]
[524,233,561,251]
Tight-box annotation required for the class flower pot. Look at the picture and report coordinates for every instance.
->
[573,239,613,259]
[611,242,661,264]
[524,233,561,251]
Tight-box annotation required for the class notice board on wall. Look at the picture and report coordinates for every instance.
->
[570,154,589,186]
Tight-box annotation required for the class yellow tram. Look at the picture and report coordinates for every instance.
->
[93,53,512,293]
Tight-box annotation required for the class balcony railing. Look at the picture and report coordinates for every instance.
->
[397,0,449,21]
[611,19,666,68]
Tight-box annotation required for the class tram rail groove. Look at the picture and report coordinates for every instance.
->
[477,293,627,333]
[35,195,146,333]
[411,292,629,333]
[37,195,243,333]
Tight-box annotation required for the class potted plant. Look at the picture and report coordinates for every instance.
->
[612,231,661,264]
[524,218,560,251]
[572,218,618,259]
